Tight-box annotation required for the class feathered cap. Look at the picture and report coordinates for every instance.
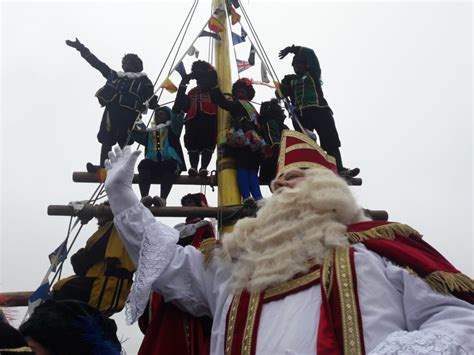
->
[276,130,337,178]
[19,300,121,355]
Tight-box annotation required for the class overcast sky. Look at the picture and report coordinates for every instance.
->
[1,0,472,353]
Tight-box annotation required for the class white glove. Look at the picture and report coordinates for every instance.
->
[104,144,141,215]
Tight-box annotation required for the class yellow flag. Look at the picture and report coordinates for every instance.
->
[160,78,177,93]
[231,7,241,25]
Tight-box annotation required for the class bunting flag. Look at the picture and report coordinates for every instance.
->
[237,59,252,73]
[187,45,200,58]
[261,62,270,83]
[231,6,241,24]
[48,240,68,273]
[231,31,245,45]
[24,277,51,322]
[208,17,225,33]
[199,30,221,41]
[241,27,248,41]
[175,61,187,78]
[160,78,178,93]
[248,45,256,66]
[231,0,240,8]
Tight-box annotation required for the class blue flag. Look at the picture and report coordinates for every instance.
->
[232,31,245,45]
[48,240,67,272]
[29,280,51,304]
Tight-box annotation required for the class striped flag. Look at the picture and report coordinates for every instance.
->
[48,240,68,272]
[231,7,241,24]
[236,59,252,73]
[231,31,245,45]
[208,17,225,33]
[160,78,177,93]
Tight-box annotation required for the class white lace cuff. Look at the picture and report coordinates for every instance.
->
[369,330,468,355]
[125,219,178,324]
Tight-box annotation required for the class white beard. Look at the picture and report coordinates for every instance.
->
[220,168,369,292]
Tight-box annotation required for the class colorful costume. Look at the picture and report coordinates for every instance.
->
[137,194,215,355]
[69,40,157,167]
[52,221,135,316]
[132,106,186,202]
[279,45,354,175]
[179,81,218,176]
[210,78,265,201]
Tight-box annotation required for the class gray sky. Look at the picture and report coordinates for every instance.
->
[1,1,472,353]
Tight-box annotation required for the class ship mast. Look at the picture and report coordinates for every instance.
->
[212,0,241,234]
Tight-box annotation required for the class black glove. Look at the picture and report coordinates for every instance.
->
[65,37,84,51]
[278,45,297,59]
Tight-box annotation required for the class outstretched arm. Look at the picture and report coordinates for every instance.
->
[104,145,216,324]
[66,38,114,79]
[355,246,474,355]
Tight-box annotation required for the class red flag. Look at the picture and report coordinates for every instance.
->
[208,17,224,33]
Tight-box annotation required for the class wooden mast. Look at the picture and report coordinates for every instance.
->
[213,0,240,234]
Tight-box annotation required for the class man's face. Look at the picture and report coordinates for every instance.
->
[182,198,200,207]
[155,110,170,124]
[292,62,306,75]
[122,57,133,72]
[234,87,248,100]
[271,169,306,192]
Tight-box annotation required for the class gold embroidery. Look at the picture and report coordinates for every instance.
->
[225,290,242,355]
[285,143,317,153]
[264,269,321,300]
[242,293,261,355]
[321,251,334,298]
[347,223,422,243]
[335,247,362,355]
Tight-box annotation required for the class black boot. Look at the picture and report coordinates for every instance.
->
[188,151,199,177]
[199,149,213,177]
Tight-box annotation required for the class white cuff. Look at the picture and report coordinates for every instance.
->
[369,330,468,355]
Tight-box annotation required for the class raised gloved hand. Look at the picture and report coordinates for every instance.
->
[104,145,141,215]
[65,37,84,51]
[278,45,297,59]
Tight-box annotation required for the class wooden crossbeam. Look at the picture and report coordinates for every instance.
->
[47,204,387,221]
